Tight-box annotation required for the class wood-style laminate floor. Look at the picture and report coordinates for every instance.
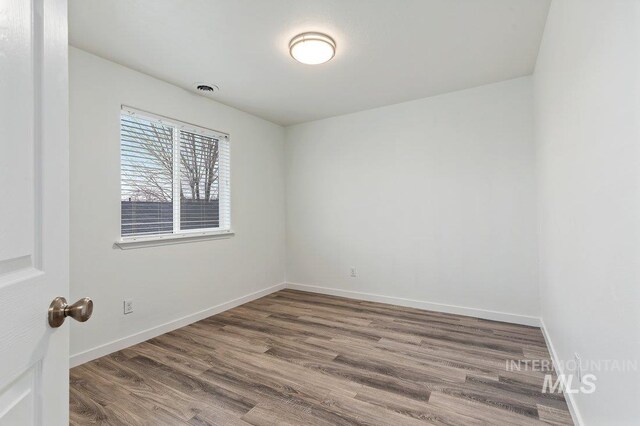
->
[70,289,573,425]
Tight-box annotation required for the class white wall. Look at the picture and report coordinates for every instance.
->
[285,77,539,322]
[534,1,640,424]
[69,47,286,361]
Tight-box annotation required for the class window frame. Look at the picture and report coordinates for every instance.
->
[117,106,232,248]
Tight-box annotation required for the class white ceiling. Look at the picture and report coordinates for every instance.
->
[69,0,551,126]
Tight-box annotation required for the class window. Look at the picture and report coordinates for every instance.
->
[120,107,230,241]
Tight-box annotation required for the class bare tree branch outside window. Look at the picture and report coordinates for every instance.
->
[121,117,219,202]
[124,120,173,201]
[180,130,219,201]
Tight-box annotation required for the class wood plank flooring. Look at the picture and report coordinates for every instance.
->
[70,289,573,425]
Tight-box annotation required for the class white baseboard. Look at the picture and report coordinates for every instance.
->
[539,319,584,426]
[69,282,286,368]
[285,282,541,327]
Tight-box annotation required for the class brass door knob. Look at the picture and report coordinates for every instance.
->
[48,297,93,328]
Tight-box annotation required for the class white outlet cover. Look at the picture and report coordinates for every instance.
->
[124,299,134,314]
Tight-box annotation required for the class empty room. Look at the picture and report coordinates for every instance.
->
[1,0,639,424]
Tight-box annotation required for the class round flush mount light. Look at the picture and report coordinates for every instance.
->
[289,32,336,65]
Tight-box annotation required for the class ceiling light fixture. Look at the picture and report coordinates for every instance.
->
[289,32,336,65]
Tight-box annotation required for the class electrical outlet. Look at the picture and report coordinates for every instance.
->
[350,267,357,277]
[124,299,134,315]
[574,352,582,382]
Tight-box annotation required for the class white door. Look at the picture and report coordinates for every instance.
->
[0,0,71,424]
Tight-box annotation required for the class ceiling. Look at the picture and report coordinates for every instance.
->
[69,0,551,126]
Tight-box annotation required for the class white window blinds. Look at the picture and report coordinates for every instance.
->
[120,107,231,239]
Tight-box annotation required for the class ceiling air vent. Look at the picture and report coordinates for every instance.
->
[192,82,219,95]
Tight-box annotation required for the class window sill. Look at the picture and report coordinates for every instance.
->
[114,230,235,250]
